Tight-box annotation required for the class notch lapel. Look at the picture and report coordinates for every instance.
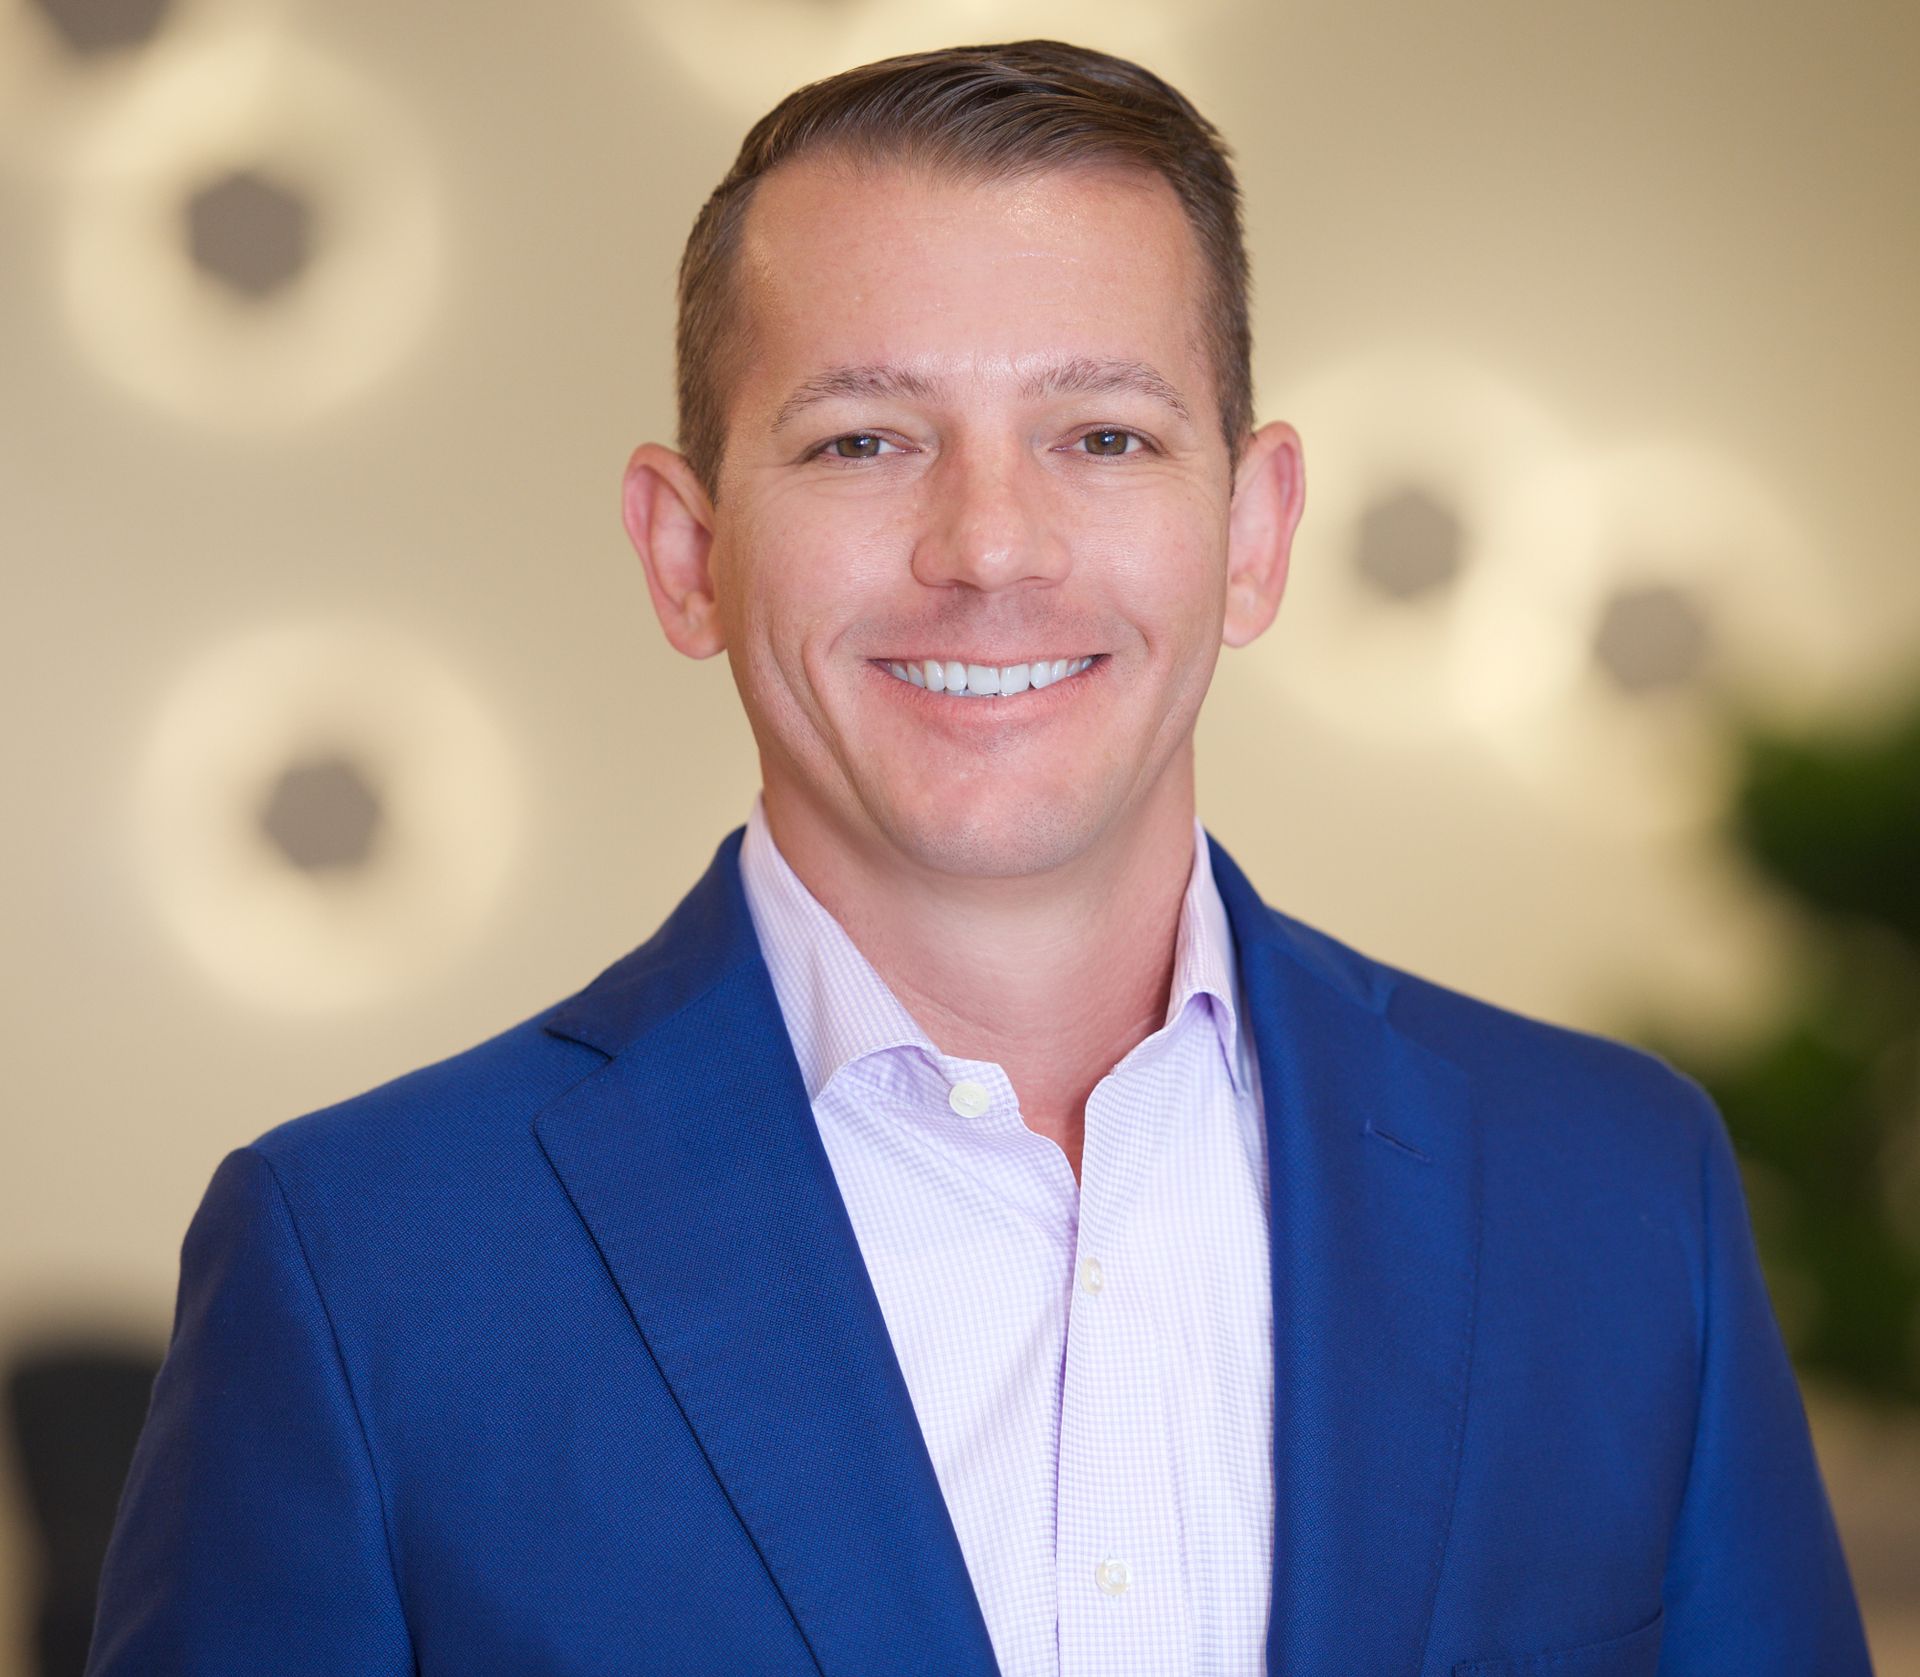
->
[1211,839,1481,1677]
[534,833,999,1677]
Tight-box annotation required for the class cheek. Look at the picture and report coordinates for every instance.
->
[737,482,929,662]
[738,482,913,595]
[715,510,887,712]
[1092,502,1229,651]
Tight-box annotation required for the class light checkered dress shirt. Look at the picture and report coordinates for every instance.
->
[738,799,1273,1677]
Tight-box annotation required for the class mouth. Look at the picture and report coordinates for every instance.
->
[873,656,1101,697]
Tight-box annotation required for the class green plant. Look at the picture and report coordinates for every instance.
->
[1640,699,1920,1405]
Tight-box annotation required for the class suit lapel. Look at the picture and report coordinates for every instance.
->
[1211,839,1481,1677]
[534,833,999,1677]
[532,826,1475,1677]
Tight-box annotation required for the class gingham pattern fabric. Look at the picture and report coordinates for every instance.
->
[739,798,1273,1677]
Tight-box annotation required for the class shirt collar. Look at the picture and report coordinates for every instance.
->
[1166,817,1255,1098]
[737,795,1251,1103]
[738,798,934,1103]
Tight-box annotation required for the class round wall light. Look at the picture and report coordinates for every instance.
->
[58,30,440,429]
[133,620,520,1012]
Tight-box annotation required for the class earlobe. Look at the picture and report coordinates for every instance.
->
[622,443,726,659]
[1222,420,1306,649]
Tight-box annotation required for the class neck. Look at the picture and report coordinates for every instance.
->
[761,756,1199,1180]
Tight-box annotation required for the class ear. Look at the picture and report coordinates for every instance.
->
[622,443,725,659]
[1222,419,1306,649]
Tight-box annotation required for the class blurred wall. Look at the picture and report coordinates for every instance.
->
[2,0,1916,1669]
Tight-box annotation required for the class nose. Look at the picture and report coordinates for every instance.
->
[908,441,1072,592]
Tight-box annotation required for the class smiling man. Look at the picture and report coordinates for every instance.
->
[90,40,1870,1677]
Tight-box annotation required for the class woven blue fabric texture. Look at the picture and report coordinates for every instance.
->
[86,829,1871,1676]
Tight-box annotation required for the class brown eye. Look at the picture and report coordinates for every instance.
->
[1082,428,1134,456]
[831,434,884,458]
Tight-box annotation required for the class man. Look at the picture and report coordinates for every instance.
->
[89,40,1870,1677]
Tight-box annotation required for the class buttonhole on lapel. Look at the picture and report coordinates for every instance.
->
[1363,1119,1432,1163]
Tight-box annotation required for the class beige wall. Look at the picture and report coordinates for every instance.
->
[2,0,1915,1667]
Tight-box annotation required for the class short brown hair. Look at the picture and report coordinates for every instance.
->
[674,40,1253,496]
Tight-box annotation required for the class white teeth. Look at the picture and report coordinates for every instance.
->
[884,656,1097,695]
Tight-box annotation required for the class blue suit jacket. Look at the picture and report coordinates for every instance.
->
[89,830,1871,1676]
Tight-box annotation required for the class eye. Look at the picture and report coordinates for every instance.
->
[1077,427,1145,457]
[820,433,901,460]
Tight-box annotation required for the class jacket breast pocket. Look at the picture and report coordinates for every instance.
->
[1453,1607,1664,1677]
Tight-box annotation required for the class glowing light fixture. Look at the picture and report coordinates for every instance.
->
[1449,439,1847,835]
[1251,346,1568,745]
[133,621,520,1013]
[57,29,441,428]
[627,0,1231,120]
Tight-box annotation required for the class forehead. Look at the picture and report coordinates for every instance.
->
[730,156,1209,407]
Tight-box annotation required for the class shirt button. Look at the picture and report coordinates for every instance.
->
[1079,1257,1105,1296]
[1095,1557,1131,1595]
[948,1080,989,1118]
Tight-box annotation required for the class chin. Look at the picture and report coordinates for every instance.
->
[858,774,1119,881]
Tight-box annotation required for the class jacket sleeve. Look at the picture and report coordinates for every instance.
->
[1656,1081,1874,1674]
[86,1146,415,1676]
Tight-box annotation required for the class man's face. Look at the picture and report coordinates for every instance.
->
[702,157,1263,880]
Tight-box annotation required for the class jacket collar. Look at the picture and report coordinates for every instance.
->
[537,829,1001,1676]
[538,827,1478,1677]
[1206,835,1480,1677]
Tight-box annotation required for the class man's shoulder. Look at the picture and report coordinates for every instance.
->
[242,832,754,1196]
[242,993,608,1203]
[1255,894,1722,1174]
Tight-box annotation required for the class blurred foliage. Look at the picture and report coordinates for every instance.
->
[1644,699,1920,1407]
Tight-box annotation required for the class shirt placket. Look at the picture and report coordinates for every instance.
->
[1054,1051,1192,1677]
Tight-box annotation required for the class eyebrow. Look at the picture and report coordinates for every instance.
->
[1022,357,1192,422]
[769,356,1193,432]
